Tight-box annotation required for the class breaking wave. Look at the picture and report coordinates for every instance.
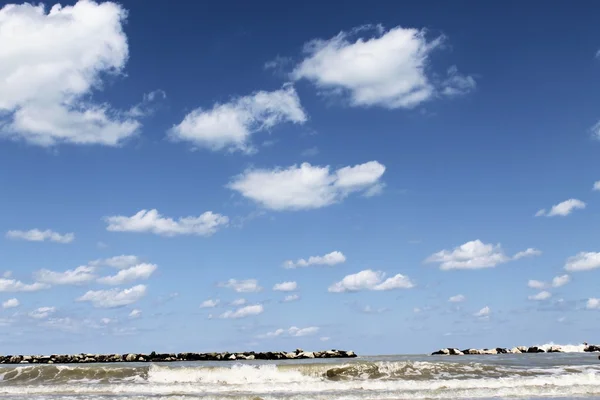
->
[0,358,599,399]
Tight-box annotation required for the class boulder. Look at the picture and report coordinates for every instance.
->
[431,348,450,355]
[228,354,237,360]
[298,351,315,359]
[548,346,562,353]
[527,347,545,353]
[285,352,297,359]
[517,346,528,353]
[509,347,522,354]
[482,349,497,355]
[448,348,464,355]
[125,353,137,362]
[584,345,600,352]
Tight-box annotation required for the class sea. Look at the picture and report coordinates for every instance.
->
[0,344,599,400]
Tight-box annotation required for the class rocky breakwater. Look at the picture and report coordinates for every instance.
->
[432,344,600,355]
[0,349,356,364]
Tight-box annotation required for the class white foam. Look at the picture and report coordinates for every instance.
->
[535,342,588,353]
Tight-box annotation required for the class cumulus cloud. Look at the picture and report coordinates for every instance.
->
[292,24,474,109]
[200,299,220,308]
[565,252,600,271]
[448,294,466,303]
[587,298,600,310]
[257,326,319,339]
[552,274,571,288]
[528,280,547,289]
[593,181,600,191]
[219,304,264,319]
[6,229,74,244]
[231,298,246,306]
[218,279,262,293]
[528,291,552,301]
[2,298,19,309]
[29,306,56,319]
[77,285,147,308]
[425,240,539,270]
[228,161,385,211]
[105,209,229,237]
[513,248,542,260]
[474,306,490,317]
[0,1,146,146]
[535,199,586,217]
[169,84,306,153]
[91,255,141,269]
[328,269,414,293]
[282,294,300,303]
[97,263,157,285]
[128,309,141,318]
[283,251,346,269]
[0,278,48,292]
[273,281,297,292]
[34,266,96,285]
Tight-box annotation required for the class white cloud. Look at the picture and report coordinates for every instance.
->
[361,305,388,314]
[320,336,330,342]
[425,240,538,270]
[29,306,56,319]
[283,294,300,303]
[289,326,319,337]
[474,306,490,317]
[34,266,96,285]
[6,229,74,244]
[552,274,571,288]
[328,269,414,293]
[593,181,600,191]
[273,281,297,292]
[97,263,157,285]
[528,280,547,289]
[128,309,141,318]
[219,304,264,319]
[105,209,229,237]
[2,298,19,309]
[513,248,542,260]
[0,278,48,292]
[257,326,319,339]
[448,294,466,303]
[77,285,146,308]
[283,251,346,269]
[218,279,262,293]
[169,84,306,153]
[565,252,600,271]
[441,65,477,96]
[528,291,552,301]
[535,199,586,217]
[231,298,246,306]
[0,1,143,146]
[91,255,141,269]
[292,25,474,109]
[228,161,385,211]
[587,298,600,310]
[200,299,220,308]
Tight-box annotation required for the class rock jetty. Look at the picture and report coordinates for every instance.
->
[0,349,356,364]
[432,344,599,355]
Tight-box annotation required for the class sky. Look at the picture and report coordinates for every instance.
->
[0,0,600,356]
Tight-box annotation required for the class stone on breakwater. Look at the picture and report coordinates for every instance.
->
[432,344,600,355]
[0,349,357,364]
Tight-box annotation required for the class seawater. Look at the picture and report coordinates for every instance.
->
[0,350,599,399]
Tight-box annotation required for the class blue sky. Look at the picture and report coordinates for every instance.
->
[1,0,600,355]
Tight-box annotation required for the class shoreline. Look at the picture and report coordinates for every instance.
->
[0,349,356,364]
